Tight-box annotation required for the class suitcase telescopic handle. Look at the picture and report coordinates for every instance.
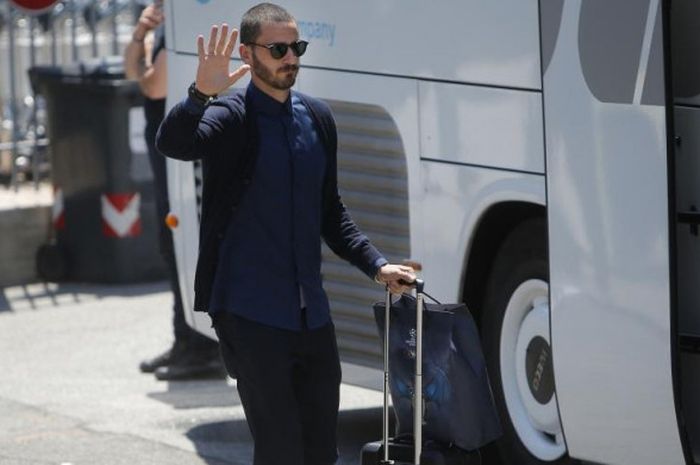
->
[382,285,393,465]
[413,281,424,464]
[382,279,426,465]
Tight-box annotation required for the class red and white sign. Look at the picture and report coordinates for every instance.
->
[9,0,60,14]
[52,186,65,230]
[101,193,142,238]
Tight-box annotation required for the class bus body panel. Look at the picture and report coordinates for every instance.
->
[164,152,205,333]
[170,0,541,90]
[164,50,227,338]
[420,162,546,302]
[542,1,685,463]
[418,81,545,174]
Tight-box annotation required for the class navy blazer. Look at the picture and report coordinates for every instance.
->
[156,88,387,313]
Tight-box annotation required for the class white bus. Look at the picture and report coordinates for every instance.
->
[162,1,699,464]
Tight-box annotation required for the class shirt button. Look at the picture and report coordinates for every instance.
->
[243,178,252,185]
[216,232,224,240]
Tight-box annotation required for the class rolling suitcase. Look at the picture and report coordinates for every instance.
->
[360,280,483,465]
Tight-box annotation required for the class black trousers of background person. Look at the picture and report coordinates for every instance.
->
[213,311,342,465]
[145,132,217,351]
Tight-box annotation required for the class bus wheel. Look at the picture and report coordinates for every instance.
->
[482,219,574,465]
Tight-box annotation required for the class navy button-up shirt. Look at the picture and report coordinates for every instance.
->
[209,83,331,330]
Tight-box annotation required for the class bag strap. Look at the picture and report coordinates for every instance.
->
[422,290,441,305]
[398,279,441,305]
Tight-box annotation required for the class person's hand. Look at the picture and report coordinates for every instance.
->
[195,24,250,96]
[375,264,417,294]
[133,3,163,41]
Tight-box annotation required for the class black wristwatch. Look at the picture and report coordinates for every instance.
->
[188,82,216,105]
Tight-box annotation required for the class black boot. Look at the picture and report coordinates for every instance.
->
[139,341,186,373]
[154,347,226,381]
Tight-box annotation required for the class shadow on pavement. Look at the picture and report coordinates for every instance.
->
[148,379,242,410]
[0,280,169,313]
[337,406,391,465]
[184,406,392,465]
[186,418,253,465]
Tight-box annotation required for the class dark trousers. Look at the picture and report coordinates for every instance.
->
[213,312,342,465]
[146,142,216,350]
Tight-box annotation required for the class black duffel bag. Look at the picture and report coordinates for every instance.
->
[374,293,502,451]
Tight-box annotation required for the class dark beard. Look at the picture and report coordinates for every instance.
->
[251,53,299,90]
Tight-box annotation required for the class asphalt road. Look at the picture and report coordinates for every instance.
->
[0,281,387,465]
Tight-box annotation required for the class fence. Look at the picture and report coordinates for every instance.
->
[0,0,143,190]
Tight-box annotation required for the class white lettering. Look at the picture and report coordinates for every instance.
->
[531,350,549,392]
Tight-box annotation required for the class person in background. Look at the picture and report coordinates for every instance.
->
[124,1,224,381]
[156,3,417,463]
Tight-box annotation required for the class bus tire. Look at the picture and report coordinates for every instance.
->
[481,218,577,465]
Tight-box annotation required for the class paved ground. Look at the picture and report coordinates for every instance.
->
[0,281,387,465]
[0,184,52,287]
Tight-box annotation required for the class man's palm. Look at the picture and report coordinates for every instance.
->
[195,23,250,95]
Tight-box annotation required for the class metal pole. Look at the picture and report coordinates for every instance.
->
[70,0,78,62]
[50,7,57,65]
[7,2,19,190]
[29,15,36,66]
[90,0,98,57]
[111,0,118,55]
[382,286,393,465]
[29,15,40,189]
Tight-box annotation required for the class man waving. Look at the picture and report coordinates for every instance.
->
[156,3,415,464]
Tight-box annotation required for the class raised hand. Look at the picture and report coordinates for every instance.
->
[133,3,164,41]
[195,23,250,96]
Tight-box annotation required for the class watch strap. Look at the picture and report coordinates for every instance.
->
[188,82,216,105]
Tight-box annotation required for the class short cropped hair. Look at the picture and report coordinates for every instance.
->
[240,3,296,44]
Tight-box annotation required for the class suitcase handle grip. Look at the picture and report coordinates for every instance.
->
[398,278,424,293]
[398,279,441,304]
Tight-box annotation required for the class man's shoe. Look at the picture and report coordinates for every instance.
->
[153,352,226,381]
[139,342,185,373]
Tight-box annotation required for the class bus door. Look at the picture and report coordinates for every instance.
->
[541,0,691,463]
[671,0,700,463]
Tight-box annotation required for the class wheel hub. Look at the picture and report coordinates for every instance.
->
[500,279,566,461]
[525,335,554,405]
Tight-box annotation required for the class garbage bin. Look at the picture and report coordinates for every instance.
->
[29,57,166,283]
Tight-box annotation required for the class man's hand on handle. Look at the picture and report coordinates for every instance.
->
[195,24,250,96]
[375,264,417,295]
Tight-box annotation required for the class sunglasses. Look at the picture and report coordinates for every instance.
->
[246,40,309,59]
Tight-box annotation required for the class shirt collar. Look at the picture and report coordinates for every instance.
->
[246,82,293,116]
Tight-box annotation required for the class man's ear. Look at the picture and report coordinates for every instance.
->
[239,44,251,65]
